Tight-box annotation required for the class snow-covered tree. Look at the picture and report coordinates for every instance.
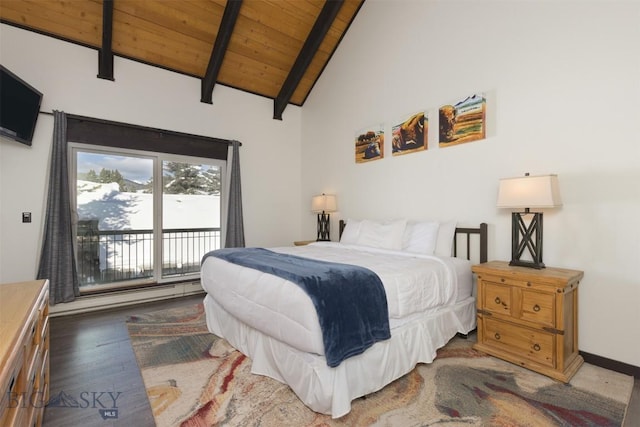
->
[163,162,220,195]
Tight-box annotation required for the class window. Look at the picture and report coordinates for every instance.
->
[71,145,224,291]
[66,116,229,292]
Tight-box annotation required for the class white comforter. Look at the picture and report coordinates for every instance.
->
[200,242,472,355]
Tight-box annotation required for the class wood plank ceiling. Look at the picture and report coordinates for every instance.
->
[0,0,364,119]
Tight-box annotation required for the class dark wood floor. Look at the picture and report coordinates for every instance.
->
[43,294,640,427]
[43,294,204,427]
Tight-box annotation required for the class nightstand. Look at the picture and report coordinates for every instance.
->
[472,261,584,382]
[294,240,315,246]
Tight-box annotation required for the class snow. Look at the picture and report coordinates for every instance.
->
[76,180,220,229]
[75,181,221,281]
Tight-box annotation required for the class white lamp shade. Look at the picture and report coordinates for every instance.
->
[497,174,562,209]
[311,194,337,213]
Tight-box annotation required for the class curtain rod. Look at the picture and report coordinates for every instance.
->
[38,110,241,146]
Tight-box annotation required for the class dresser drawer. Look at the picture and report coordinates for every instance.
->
[25,344,40,398]
[482,317,555,368]
[481,273,530,289]
[481,281,512,315]
[24,314,38,364]
[0,347,25,426]
[36,291,49,345]
[520,289,555,327]
[2,403,24,427]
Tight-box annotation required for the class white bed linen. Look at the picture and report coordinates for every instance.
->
[203,293,476,418]
[200,242,472,356]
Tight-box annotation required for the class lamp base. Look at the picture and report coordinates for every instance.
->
[316,212,331,241]
[511,211,545,269]
[509,259,545,269]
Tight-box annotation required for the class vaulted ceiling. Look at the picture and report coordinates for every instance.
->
[0,0,364,119]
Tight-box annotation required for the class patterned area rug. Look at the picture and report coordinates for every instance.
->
[126,303,633,426]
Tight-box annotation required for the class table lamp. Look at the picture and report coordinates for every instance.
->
[497,173,562,269]
[311,193,337,241]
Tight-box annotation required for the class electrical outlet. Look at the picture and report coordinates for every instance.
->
[22,212,32,223]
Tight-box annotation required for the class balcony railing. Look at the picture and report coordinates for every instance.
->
[76,221,221,286]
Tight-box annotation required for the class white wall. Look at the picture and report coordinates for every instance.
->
[2,1,638,368]
[0,24,303,284]
[301,0,640,367]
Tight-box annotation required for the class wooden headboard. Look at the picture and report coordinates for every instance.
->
[338,220,488,264]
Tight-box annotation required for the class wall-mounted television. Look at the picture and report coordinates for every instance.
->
[0,65,43,146]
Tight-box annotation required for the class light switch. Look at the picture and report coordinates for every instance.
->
[22,212,32,223]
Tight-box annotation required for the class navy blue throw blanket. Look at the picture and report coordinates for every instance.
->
[203,247,391,367]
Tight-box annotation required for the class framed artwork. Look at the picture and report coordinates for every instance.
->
[355,124,384,163]
[392,111,427,156]
[439,93,486,147]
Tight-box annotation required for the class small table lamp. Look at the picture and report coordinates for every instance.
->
[497,173,562,269]
[311,194,337,241]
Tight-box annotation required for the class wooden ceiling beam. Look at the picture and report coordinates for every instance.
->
[97,0,114,81]
[273,0,344,120]
[201,0,243,104]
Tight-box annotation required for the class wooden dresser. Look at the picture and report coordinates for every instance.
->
[472,261,583,382]
[0,280,50,427]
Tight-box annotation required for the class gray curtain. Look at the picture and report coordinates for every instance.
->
[225,140,245,248]
[37,111,79,304]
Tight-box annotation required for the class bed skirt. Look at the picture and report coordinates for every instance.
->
[203,293,476,419]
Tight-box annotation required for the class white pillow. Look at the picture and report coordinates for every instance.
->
[340,219,362,244]
[435,220,457,257]
[356,219,407,250]
[402,221,440,255]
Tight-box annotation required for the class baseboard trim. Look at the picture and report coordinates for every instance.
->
[50,281,205,317]
[580,351,640,379]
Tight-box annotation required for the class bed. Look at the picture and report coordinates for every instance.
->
[200,218,488,418]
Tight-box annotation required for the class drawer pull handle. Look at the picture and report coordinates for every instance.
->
[533,304,541,312]
[494,297,501,305]
[494,333,501,340]
[533,344,541,352]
